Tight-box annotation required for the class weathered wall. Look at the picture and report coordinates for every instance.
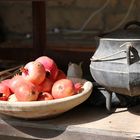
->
[0,1,32,34]
[47,0,138,33]
[0,0,139,35]
[0,0,139,78]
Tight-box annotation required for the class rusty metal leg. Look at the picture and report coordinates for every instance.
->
[101,89,112,113]
[105,91,112,113]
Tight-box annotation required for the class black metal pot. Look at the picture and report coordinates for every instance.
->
[90,21,140,96]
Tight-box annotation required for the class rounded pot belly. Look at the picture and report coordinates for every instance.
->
[90,61,140,96]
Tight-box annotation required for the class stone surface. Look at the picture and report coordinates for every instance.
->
[0,104,139,139]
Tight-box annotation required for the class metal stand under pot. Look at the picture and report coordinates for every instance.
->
[91,82,140,113]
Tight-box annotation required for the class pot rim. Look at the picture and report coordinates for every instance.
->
[100,38,140,41]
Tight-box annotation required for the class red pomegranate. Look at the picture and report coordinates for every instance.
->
[35,56,59,81]
[51,79,75,99]
[55,69,67,81]
[21,61,46,85]
[37,92,53,101]
[38,78,54,93]
[0,83,11,98]
[14,81,39,101]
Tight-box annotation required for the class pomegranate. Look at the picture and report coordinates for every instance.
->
[9,75,39,101]
[51,79,75,99]
[35,56,59,81]
[0,96,8,101]
[21,61,46,85]
[0,83,11,98]
[37,92,53,101]
[1,79,12,93]
[1,79,12,87]
[38,78,53,93]
[55,69,67,81]
[74,82,83,94]
[10,75,26,93]
[14,81,39,101]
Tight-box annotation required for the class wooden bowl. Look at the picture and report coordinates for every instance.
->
[0,78,93,119]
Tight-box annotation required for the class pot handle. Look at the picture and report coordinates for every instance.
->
[90,50,126,61]
[90,42,132,65]
[124,20,140,30]
[120,42,133,65]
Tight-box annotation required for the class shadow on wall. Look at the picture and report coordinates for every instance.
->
[0,16,6,42]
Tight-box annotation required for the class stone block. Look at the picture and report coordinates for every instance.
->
[47,0,75,7]
[0,2,32,33]
[75,0,105,8]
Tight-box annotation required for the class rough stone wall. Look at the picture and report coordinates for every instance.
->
[0,1,32,34]
[0,0,139,35]
[47,0,138,33]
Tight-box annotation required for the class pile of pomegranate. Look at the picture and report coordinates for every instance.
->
[0,56,82,102]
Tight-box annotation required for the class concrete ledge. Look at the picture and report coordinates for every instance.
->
[0,104,140,140]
